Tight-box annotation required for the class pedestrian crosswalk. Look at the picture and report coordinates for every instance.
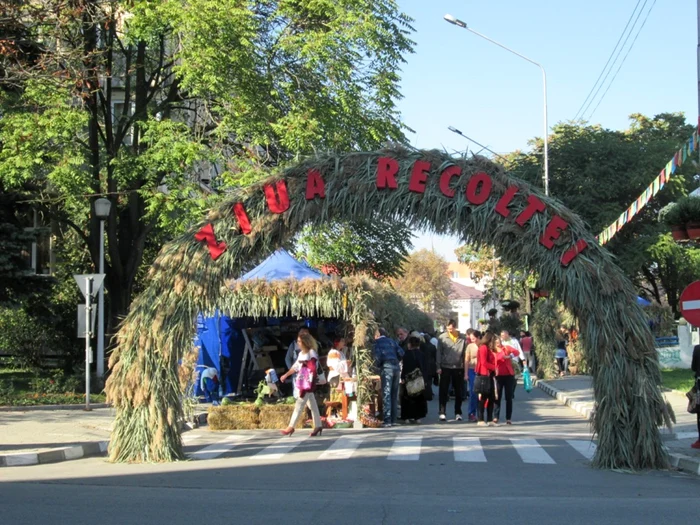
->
[184,433,598,465]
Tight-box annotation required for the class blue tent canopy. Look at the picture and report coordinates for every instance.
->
[195,249,326,398]
[637,296,652,307]
[239,249,327,282]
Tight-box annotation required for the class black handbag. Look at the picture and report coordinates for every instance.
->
[473,375,492,395]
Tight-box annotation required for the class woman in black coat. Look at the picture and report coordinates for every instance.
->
[400,336,428,423]
[692,344,700,449]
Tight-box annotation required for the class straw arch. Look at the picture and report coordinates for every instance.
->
[106,146,668,470]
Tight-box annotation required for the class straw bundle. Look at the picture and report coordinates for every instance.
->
[107,146,667,471]
[258,404,302,429]
[208,405,260,430]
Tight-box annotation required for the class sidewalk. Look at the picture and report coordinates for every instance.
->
[537,376,700,476]
[0,406,208,467]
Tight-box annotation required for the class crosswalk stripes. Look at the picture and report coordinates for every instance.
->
[318,436,366,460]
[566,439,597,460]
[510,438,556,464]
[189,433,255,461]
[453,437,487,462]
[387,434,423,461]
[187,433,598,464]
[251,435,308,460]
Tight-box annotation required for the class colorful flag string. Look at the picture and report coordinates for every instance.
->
[597,129,699,245]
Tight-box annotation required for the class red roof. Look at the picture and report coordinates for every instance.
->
[449,281,483,300]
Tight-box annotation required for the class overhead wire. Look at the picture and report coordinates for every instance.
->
[586,0,657,120]
[573,0,644,120]
[574,0,649,120]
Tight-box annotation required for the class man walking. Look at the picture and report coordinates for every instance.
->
[374,327,404,427]
[437,320,467,421]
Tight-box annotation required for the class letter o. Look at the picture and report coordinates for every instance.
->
[465,172,493,205]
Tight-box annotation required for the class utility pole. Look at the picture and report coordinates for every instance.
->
[697,0,700,127]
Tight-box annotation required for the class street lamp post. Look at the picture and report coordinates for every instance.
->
[94,198,111,379]
[444,14,550,196]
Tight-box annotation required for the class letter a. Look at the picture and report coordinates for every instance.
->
[306,169,326,200]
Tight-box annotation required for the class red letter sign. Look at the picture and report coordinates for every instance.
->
[233,203,252,235]
[376,157,399,190]
[515,195,546,227]
[194,223,227,261]
[306,169,326,200]
[408,160,431,194]
[540,215,569,249]
[560,239,588,266]
[264,180,290,214]
[495,186,519,218]
[465,172,492,205]
[439,165,461,198]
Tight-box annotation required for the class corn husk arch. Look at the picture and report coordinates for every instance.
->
[106,146,667,470]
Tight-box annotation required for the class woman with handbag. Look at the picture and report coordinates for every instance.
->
[474,331,497,427]
[279,333,323,437]
[493,337,521,425]
[691,344,700,449]
[399,336,428,423]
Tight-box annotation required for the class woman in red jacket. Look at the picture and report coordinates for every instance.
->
[494,337,521,425]
[475,331,497,426]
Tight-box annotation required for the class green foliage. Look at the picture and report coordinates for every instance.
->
[530,299,561,379]
[0,305,70,369]
[29,370,81,395]
[660,369,696,392]
[505,113,699,313]
[391,249,452,323]
[0,0,416,328]
[663,196,700,225]
[295,218,413,278]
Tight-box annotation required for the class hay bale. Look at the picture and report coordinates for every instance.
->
[207,404,259,430]
[258,404,303,429]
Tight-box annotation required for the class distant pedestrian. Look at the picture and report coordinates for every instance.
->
[465,329,481,422]
[692,344,700,449]
[399,336,428,423]
[494,337,520,425]
[437,320,467,422]
[520,330,534,372]
[412,331,437,401]
[373,327,404,427]
[475,331,497,426]
[555,340,567,376]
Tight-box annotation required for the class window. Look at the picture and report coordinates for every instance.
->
[451,271,459,279]
[21,209,52,275]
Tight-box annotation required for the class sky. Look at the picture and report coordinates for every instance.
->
[398,0,699,261]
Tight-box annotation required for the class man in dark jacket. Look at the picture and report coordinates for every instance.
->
[374,327,404,427]
[436,319,467,421]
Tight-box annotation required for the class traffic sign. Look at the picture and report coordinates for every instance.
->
[73,274,105,298]
[77,304,97,339]
[680,280,700,327]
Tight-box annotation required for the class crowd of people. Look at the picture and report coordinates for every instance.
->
[372,320,532,428]
[277,320,535,433]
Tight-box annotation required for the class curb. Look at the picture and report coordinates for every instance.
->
[537,379,700,477]
[0,411,208,468]
[536,379,594,420]
[0,403,111,412]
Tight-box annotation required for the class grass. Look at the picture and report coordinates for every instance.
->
[660,368,697,393]
[0,367,107,406]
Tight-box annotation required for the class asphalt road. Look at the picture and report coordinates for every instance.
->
[2,387,699,525]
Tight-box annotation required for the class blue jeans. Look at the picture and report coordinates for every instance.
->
[380,363,401,425]
[467,368,477,418]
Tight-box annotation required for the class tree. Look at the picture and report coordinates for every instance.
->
[295,218,413,278]
[391,249,452,323]
[504,113,699,314]
[0,0,415,333]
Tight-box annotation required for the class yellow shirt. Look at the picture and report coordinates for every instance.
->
[448,331,458,343]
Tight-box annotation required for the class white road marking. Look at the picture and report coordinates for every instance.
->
[453,437,487,462]
[318,436,366,460]
[387,434,423,461]
[189,434,255,460]
[510,438,556,464]
[567,439,597,460]
[251,435,308,460]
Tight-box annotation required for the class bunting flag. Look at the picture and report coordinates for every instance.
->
[598,128,699,245]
